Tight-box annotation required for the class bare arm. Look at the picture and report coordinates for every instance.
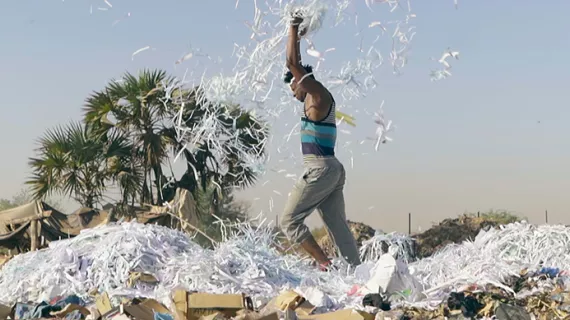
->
[285,23,322,94]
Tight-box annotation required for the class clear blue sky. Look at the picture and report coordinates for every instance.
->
[1,1,569,232]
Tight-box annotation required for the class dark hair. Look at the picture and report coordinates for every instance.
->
[284,64,315,84]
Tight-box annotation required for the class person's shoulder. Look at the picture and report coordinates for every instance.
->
[322,86,334,103]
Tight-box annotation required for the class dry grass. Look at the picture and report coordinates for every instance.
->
[313,221,376,258]
[311,226,329,242]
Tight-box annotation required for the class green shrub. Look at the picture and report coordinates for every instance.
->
[465,210,524,224]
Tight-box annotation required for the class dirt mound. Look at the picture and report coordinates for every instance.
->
[313,212,520,260]
[316,220,376,258]
[413,214,514,258]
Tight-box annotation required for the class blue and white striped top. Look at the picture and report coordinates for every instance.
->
[300,94,336,158]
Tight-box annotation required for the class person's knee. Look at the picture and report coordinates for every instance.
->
[281,217,309,243]
[280,212,294,232]
[280,213,294,235]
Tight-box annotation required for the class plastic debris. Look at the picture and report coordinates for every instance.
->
[358,254,425,302]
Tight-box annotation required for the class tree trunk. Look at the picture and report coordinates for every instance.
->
[30,219,38,251]
[86,194,94,208]
[153,165,164,205]
[141,178,149,206]
[147,169,154,205]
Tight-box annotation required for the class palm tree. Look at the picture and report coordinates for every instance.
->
[162,87,268,198]
[84,69,268,207]
[83,69,177,205]
[27,122,137,208]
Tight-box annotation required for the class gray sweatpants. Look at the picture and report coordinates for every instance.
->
[280,157,361,265]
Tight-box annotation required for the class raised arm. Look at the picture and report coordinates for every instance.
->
[285,19,322,94]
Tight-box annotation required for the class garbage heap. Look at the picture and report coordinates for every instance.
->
[316,213,517,263]
[377,269,570,319]
[316,221,376,258]
[2,221,570,319]
[413,213,518,259]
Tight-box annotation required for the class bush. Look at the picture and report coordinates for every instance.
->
[465,210,524,225]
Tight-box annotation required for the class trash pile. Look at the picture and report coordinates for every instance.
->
[413,213,517,258]
[392,268,570,319]
[2,289,379,320]
[3,221,570,319]
[316,221,376,258]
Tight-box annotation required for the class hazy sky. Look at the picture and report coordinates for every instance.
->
[1,1,569,233]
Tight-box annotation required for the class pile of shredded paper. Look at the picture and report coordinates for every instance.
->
[0,222,372,310]
[410,221,570,303]
[2,221,570,314]
[359,231,417,264]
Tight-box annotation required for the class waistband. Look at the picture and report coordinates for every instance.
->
[303,155,339,167]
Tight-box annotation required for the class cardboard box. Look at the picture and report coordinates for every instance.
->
[128,272,159,288]
[50,303,91,318]
[173,291,253,320]
[97,292,114,315]
[235,310,279,320]
[198,312,226,320]
[139,299,171,315]
[258,313,279,320]
[105,315,131,320]
[266,290,315,316]
[0,304,11,319]
[103,303,159,320]
[123,304,156,319]
[101,306,125,319]
[100,298,173,320]
[298,309,375,320]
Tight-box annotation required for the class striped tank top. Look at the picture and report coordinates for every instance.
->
[300,93,336,158]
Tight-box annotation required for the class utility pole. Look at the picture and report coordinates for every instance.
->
[408,213,412,235]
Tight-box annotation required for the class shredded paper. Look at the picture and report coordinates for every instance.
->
[0,221,408,310]
[0,0,478,315]
[2,221,570,313]
[411,222,570,303]
[83,0,462,201]
[155,0,423,188]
